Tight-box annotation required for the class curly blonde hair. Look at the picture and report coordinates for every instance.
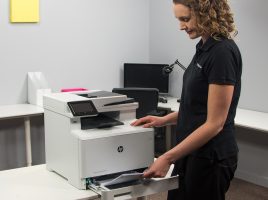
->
[173,0,237,39]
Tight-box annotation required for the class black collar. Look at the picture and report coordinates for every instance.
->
[196,37,220,52]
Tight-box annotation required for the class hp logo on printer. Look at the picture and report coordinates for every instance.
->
[117,146,124,153]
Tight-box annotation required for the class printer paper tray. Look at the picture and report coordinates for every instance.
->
[89,175,178,200]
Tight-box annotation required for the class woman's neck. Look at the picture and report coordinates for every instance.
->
[201,34,210,44]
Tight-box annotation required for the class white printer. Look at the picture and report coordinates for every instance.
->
[43,90,178,199]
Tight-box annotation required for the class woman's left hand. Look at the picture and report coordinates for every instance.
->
[142,155,171,178]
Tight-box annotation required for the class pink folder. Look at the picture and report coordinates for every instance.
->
[61,88,88,92]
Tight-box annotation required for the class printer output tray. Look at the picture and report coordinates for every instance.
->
[88,175,178,200]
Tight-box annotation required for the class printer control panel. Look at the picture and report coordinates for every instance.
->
[67,100,98,116]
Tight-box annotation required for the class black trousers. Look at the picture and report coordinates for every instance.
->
[167,154,237,200]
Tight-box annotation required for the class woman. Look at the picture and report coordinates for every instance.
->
[131,0,242,199]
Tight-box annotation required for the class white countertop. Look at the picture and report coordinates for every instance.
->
[158,96,180,112]
[235,108,268,132]
[0,165,99,200]
[0,104,44,119]
[158,96,268,132]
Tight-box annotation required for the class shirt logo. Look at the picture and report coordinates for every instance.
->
[196,62,202,69]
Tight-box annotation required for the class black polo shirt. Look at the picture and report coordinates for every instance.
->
[176,36,242,160]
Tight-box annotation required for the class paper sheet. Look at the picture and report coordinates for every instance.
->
[100,172,143,186]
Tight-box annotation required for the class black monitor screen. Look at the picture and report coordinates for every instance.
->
[124,63,169,93]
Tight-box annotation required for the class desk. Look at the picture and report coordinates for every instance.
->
[158,96,268,132]
[158,96,268,150]
[235,108,268,132]
[0,104,44,167]
[0,164,98,200]
[158,96,179,112]
[0,164,176,200]
[158,96,179,150]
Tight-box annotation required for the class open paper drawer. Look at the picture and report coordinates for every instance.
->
[88,175,178,200]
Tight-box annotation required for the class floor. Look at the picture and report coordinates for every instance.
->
[148,178,268,200]
[226,178,268,200]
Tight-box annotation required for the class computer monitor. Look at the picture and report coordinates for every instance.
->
[124,63,169,94]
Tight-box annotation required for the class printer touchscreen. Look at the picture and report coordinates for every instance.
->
[68,100,98,116]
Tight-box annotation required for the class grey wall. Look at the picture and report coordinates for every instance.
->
[230,0,268,113]
[235,127,268,187]
[0,0,150,105]
[149,0,196,98]
[149,0,268,113]
[0,116,45,169]
[0,0,150,170]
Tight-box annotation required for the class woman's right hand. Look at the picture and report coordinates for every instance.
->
[130,115,167,128]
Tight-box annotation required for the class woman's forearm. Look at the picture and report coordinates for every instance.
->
[163,121,223,164]
[163,112,178,125]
